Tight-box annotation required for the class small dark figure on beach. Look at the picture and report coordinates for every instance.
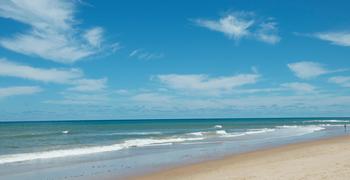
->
[344,124,347,132]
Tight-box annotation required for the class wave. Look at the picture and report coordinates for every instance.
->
[108,131,163,136]
[216,130,227,135]
[304,120,350,123]
[188,132,204,136]
[0,124,331,164]
[276,125,325,135]
[124,137,204,147]
[0,136,203,164]
[246,128,276,134]
[188,128,275,138]
[219,128,275,138]
[214,125,223,129]
[0,131,71,139]
[319,124,343,127]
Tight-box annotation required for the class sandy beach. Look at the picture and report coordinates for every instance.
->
[133,135,350,180]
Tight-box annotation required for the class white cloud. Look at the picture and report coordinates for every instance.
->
[234,87,282,94]
[115,89,129,95]
[83,27,104,48]
[0,58,107,92]
[0,0,73,30]
[281,82,316,93]
[45,92,109,105]
[0,0,107,63]
[193,12,280,44]
[255,21,280,44]
[129,49,164,60]
[124,89,350,116]
[154,73,260,95]
[68,78,107,92]
[131,93,173,103]
[314,32,350,47]
[287,61,329,79]
[329,76,350,87]
[194,13,253,40]
[0,58,82,83]
[0,86,42,98]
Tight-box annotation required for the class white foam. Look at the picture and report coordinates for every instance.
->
[304,120,350,123]
[214,125,223,129]
[0,125,331,165]
[215,128,275,138]
[61,130,69,134]
[189,130,243,138]
[319,124,343,127]
[109,132,162,135]
[0,136,204,165]
[216,130,228,135]
[276,125,325,136]
[0,144,124,165]
[188,132,204,136]
[245,128,275,135]
[220,132,245,138]
[123,137,204,148]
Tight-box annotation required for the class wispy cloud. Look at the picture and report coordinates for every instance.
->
[0,0,110,63]
[0,58,107,92]
[0,58,82,83]
[115,89,129,95]
[255,21,280,44]
[193,12,280,44]
[45,92,109,105]
[194,12,253,40]
[83,27,104,48]
[0,86,42,98]
[129,49,164,60]
[67,78,107,92]
[281,82,316,93]
[131,93,173,104]
[126,89,350,117]
[154,73,260,95]
[329,76,350,87]
[287,61,332,79]
[313,31,350,47]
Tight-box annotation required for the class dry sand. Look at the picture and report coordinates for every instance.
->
[132,135,350,180]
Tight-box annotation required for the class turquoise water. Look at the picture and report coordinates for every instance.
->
[0,118,349,179]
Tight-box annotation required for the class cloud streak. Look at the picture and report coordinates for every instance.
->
[0,86,42,98]
[0,58,107,92]
[281,82,316,93]
[193,12,280,44]
[0,58,82,83]
[329,76,350,87]
[154,73,260,95]
[287,61,331,79]
[129,49,164,60]
[0,0,107,63]
[314,31,350,47]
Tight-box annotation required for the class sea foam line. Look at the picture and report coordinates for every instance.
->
[188,128,276,138]
[304,120,350,123]
[0,125,330,164]
[0,137,203,165]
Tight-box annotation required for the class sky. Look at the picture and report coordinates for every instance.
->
[1,0,350,121]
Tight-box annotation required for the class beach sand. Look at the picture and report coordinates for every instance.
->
[133,135,350,180]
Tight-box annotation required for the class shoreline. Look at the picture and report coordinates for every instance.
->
[131,135,350,180]
[1,120,348,180]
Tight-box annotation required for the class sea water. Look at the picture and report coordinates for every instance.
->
[0,118,349,179]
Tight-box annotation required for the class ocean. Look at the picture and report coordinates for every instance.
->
[0,118,349,179]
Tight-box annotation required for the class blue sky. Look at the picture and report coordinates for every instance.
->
[1,0,350,121]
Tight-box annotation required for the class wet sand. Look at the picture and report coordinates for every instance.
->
[132,135,350,180]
